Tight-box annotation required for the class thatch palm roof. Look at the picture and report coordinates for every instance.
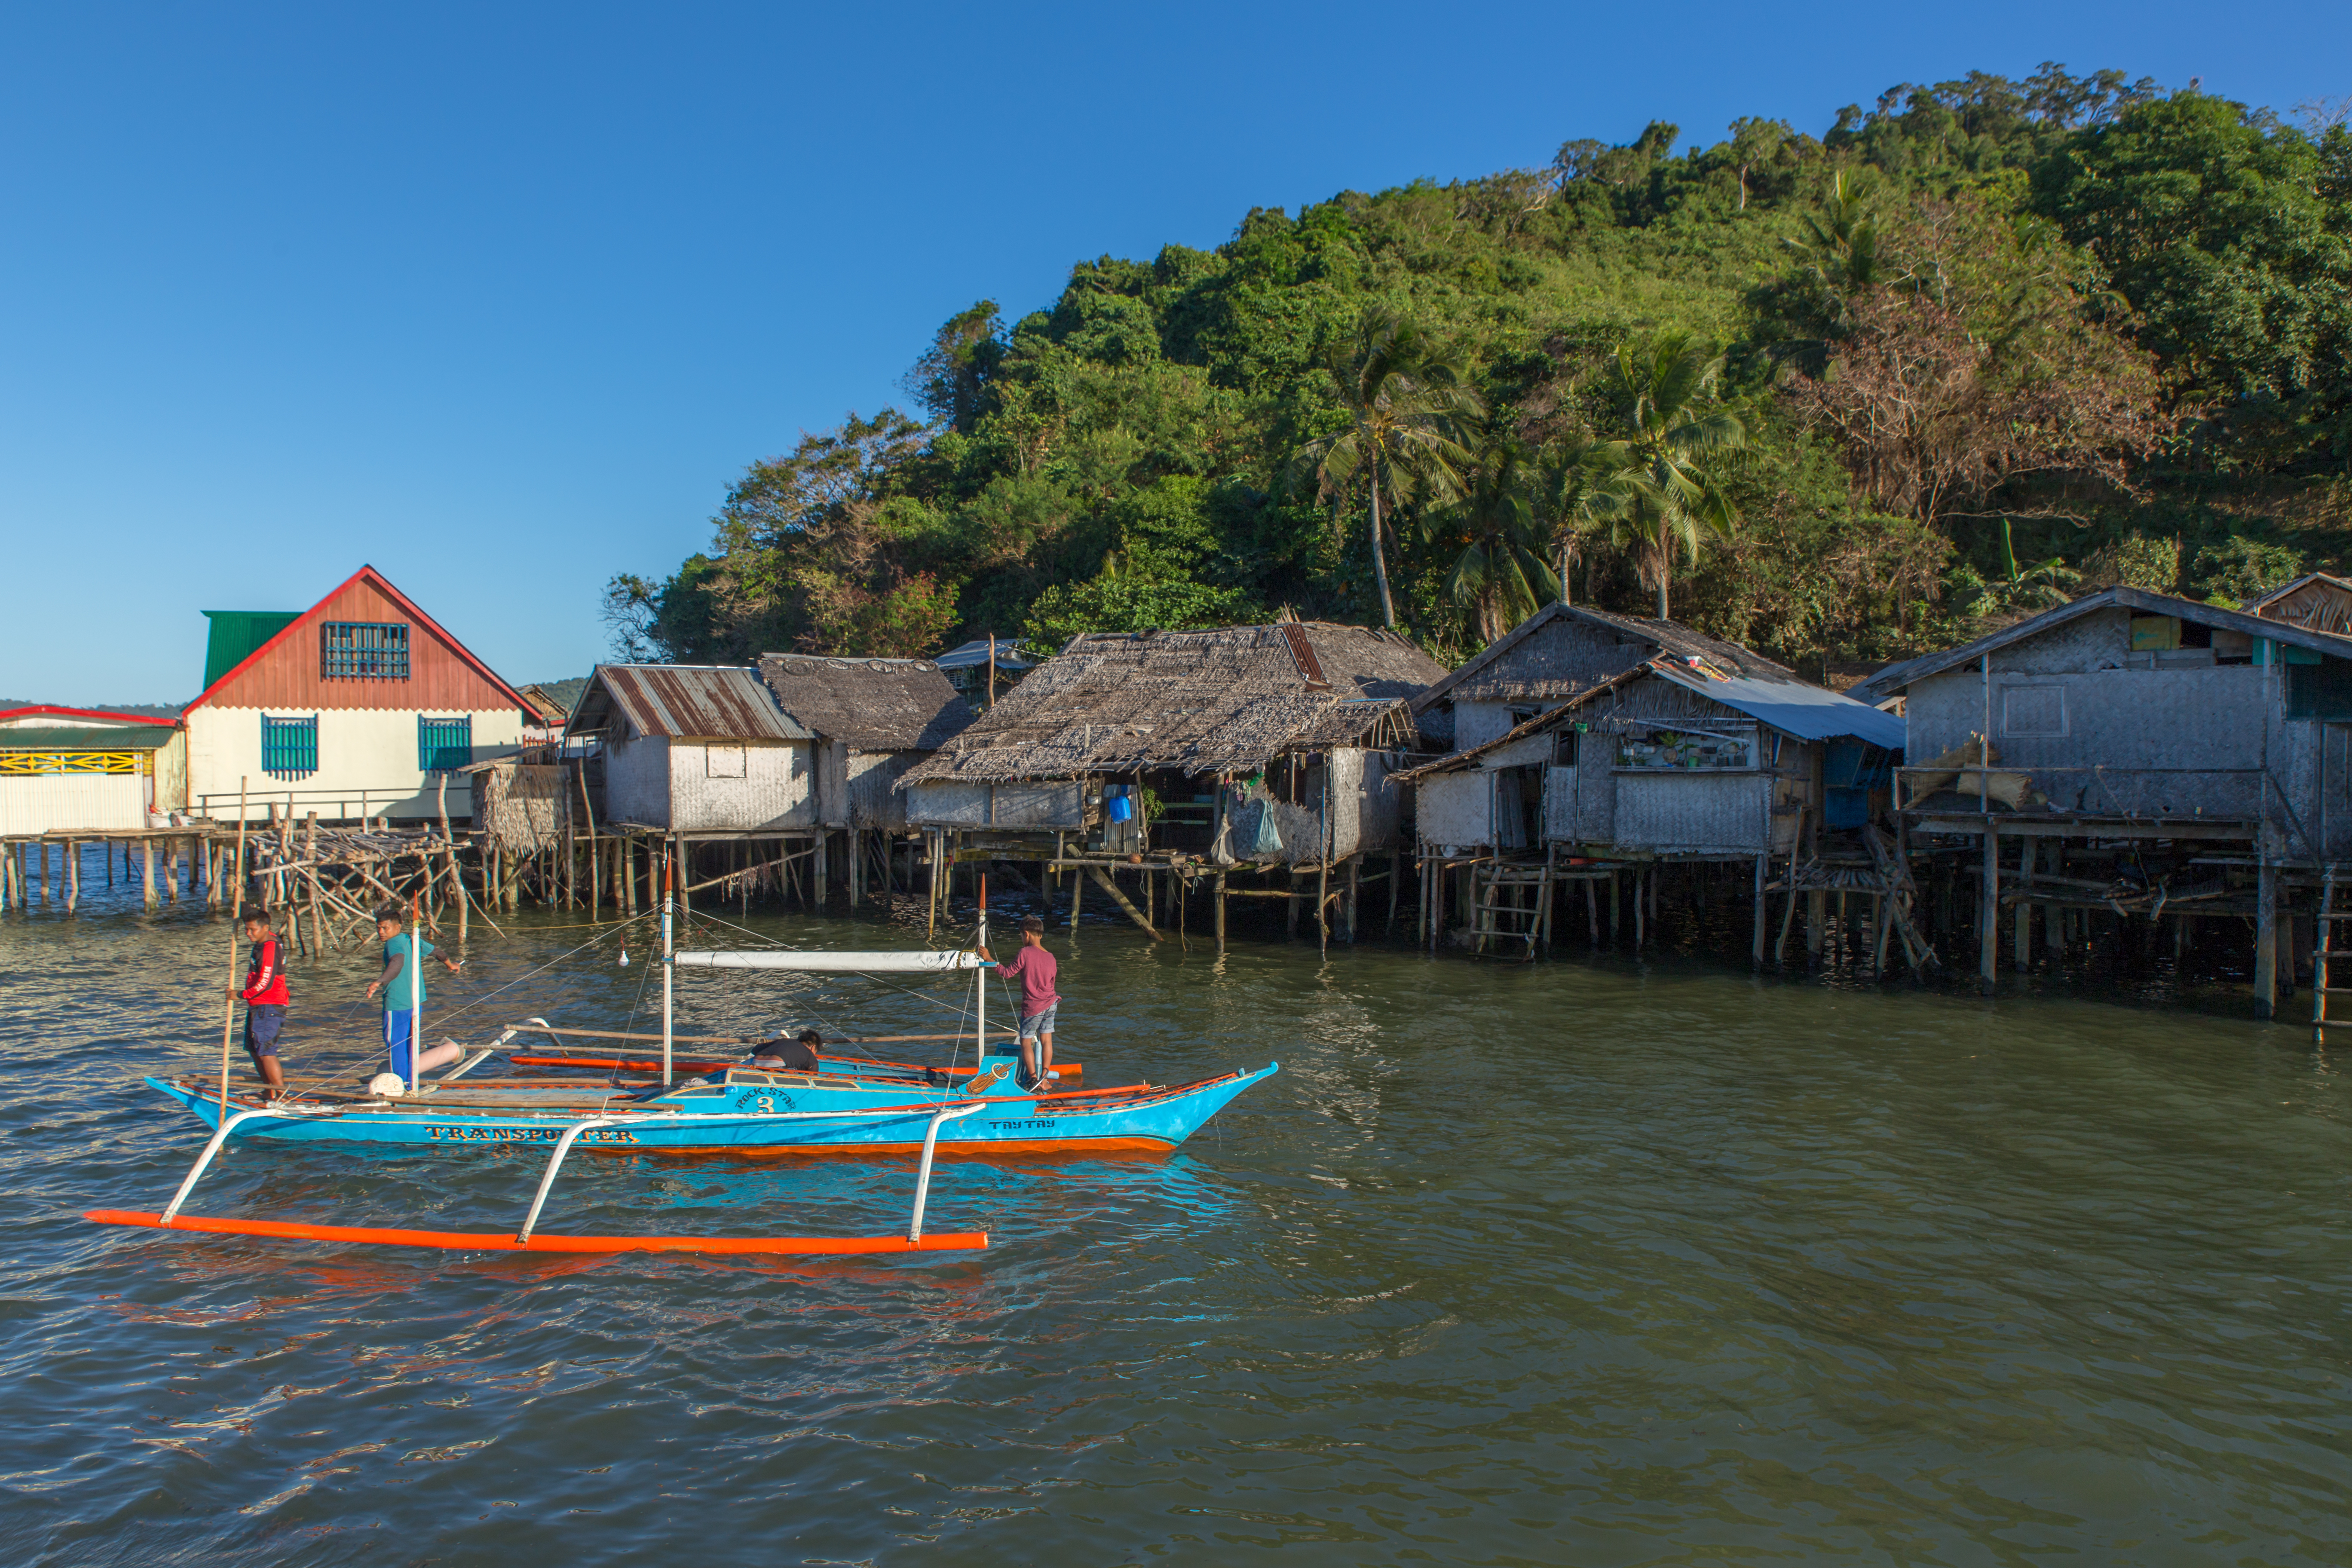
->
[757,654,976,752]
[898,622,1445,785]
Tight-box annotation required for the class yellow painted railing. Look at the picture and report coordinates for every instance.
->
[0,750,152,776]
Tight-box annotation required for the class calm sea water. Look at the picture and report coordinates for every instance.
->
[6,850,2350,1565]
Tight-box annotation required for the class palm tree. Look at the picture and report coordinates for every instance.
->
[1587,331,1746,618]
[1295,309,1482,628]
[1531,433,1618,605]
[1429,429,1561,642]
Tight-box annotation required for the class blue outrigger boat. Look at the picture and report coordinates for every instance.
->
[89,893,1276,1256]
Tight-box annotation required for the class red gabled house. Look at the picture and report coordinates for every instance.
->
[182,566,530,823]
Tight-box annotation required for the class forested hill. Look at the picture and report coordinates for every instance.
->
[608,66,2352,677]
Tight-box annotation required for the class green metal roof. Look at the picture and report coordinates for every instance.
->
[0,724,178,750]
[202,610,300,690]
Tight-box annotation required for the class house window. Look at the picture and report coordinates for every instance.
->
[2002,686,2067,738]
[261,714,318,780]
[706,744,747,778]
[418,715,471,773]
[2287,661,2352,720]
[322,622,410,680]
[1553,728,1579,766]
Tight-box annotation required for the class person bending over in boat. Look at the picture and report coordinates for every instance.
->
[980,915,1059,1090]
[365,909,464,1082]
[226,904,290,1099]
[750,1028,822,1073]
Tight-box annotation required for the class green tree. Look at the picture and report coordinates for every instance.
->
[2031,90,2352,465]
[1586,332,1746,618]
[1425,429,1562,642]
[1293,309,1481,629]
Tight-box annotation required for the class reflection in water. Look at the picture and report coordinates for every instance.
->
[8,863,2352,1564]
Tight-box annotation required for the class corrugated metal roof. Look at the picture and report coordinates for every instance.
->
[1849,586,2352,704]
[934,639,1037,671]
[1396,658,1901,782]
[1665,669,1906,748]
[0,724,179,751]
[573,665,812,741]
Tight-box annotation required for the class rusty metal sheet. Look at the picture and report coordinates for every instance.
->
[588,666,812,741]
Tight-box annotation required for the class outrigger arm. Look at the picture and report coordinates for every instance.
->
[162,1104,332,1224]
[101,1098,997,1256]
[517,1115,634,1244]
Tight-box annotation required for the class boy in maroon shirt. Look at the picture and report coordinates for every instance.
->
[224,904,289,1097]
[981,915,1060,1089]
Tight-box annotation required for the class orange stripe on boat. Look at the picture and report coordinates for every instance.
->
[83,1210,987,1255]
[504,1053,1084,1078]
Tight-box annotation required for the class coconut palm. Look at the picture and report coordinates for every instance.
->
[1428,429,1561,642]
[1531,432,1619,605]
[1295,309,1482,628]
[1587,331,1746,618]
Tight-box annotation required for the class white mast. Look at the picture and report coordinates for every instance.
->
[661,845,675,1085]
[407,906,422,1096]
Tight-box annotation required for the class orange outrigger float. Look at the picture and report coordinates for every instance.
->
[87,873,1271,1258]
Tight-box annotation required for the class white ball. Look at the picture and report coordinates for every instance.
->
[367,1073,408,1098]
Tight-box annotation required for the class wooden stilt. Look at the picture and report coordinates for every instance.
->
[1387,849,1400,934]
[2257,851,2278,1019]
[1086,865,1160,939]
[2046,840,2065,959]
[1979,822,1999,991]
[64,839,78,913]
[1806,889,1824,958]
[141,839,157,911]
[1215,870,1227,953]
[1752,854,1767,965]
[1317,856,1329,955]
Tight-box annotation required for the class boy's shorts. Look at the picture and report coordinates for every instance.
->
[383,1009,420,1078]
[1017,1004,1057,1043]
[244,1005,286,1060]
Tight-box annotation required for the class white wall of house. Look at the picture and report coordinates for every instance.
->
[185,706,525,822]
[847,750,917,829]
[815,739,851,829]
[1455,701,1524,750]
[1416,772,1491,852]
[0,775,150,833]
[603,733,816,832]
[905,780,1085,829]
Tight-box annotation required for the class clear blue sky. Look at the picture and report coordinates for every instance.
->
[4,1,2346,705]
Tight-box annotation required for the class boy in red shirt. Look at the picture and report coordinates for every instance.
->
[981,915,1060,1090]
[225,904,289,1097]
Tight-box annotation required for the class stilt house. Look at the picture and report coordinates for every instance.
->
[181,566,531,824]
[1404,603,1900,858]
[758,652,976,903]
[565,664,818,835]
[1848,585,2352,1008]
[0,707,188,834]
[2245,573,2352,638]
[1396,603,1901,958]
[896,621,1444,942]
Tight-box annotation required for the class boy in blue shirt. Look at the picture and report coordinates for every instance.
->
[365,909,465,1081]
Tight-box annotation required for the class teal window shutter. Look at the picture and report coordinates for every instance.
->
[261,714,318,780]
[321,622,411,679]
[418,716,472,773]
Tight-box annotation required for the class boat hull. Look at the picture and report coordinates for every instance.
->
[144,1064,1277,1158]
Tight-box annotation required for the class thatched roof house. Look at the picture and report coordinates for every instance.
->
[757,654,975,830]
[897,621,1446,864]
[2245,572,2352,639]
